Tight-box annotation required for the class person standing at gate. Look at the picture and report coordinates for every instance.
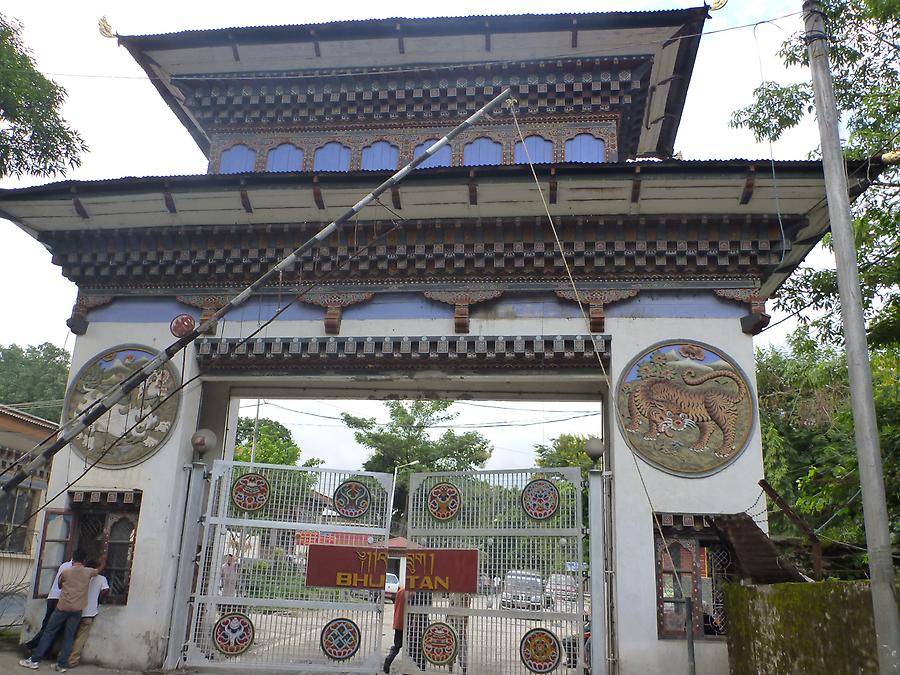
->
[383,586,407,673]
[448,593,471,675]
[23,554,75,654]
[19,551,102,672]
[67,559,109,669]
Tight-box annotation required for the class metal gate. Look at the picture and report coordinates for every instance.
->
[183,460,392,671]
[405,468,587,674]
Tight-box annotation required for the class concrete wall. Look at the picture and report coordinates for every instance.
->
[23,321,203,670]
[606,307,765,675]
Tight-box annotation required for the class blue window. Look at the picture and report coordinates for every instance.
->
[313,142,351,171]
[361,141,400,171]
[463,137,502,166]
[266,144,304,172]
[413,139,452,169]
[219,144,257,174]
[564,134,606,163]
[514,135,554,164]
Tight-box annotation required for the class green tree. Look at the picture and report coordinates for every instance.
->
[731,0,900,347]
[234,416,320,467]
[534,433,594,481]
[0,343,70,422]
[0,14,87,178]
[756,328,899,574]
[341,401,492,525]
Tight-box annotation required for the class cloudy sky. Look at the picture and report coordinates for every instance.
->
[0,1,826,470]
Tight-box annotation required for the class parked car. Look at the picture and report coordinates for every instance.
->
[384,573,400,602]
[545,573,579,603]
[562,621,591,673]
[499,570,549,611]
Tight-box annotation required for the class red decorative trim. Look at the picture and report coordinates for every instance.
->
[176,295,234,334]
[67,293,114,335]
[554,288,638,332]
[299,291,374,334]
[424,290,502,334]
[714,289,769,335]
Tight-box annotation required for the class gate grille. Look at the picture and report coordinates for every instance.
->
[184,461,391,672]
[406,468,586,674]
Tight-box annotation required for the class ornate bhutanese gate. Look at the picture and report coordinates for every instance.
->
[406,468,587,674]
[183,460,392,671]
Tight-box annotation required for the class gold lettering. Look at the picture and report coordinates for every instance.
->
[336,572,353,587]
[420,576,434,590]
[434,576,450,591]
[407,575,418,589]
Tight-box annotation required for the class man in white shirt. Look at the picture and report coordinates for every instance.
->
[67,559,109,668]
[221,554,240,597]
[24,556,74,652]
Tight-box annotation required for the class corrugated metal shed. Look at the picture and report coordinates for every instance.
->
[712,513,805,584]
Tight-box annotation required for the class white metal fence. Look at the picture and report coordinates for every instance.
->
[405,468,587,674]
[183,461,392,672]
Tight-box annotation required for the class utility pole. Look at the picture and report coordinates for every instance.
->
[802,2,900,672]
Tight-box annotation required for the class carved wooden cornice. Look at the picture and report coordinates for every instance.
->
[175,295,235,334]
[554,288,639,332]
[67,292,114,335]
[298,291,374,334]
[424,290,503,333]
[714,289,770,335]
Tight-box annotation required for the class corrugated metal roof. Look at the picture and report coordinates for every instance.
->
[712,513,805,584]
[0,404,58,431]
[118,7,708,42]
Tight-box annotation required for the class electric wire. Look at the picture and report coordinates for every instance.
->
[507,100,692,609]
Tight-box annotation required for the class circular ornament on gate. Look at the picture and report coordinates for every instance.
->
[63,345,181,468]
[521,479,560,520]
[615,340,755,477]
[231,472,270,511]
[320,617,361,661]
[333,480,371,518]
[520,628,562,673]
[421,621,459,666]
[212,612,255,656]
[427,481,462,521]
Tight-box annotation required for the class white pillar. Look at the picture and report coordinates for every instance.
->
[589,468,607,675]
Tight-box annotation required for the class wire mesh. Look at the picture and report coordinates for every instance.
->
[406,468,586,674]
[184,461,392,671]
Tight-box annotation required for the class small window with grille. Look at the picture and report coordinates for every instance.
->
[33,492,141,604]
[654,514,734,639]
[0,486,39,554]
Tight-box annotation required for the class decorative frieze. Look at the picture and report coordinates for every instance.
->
[298,291,374,334]
[66,292,114,335]
[714,289,770,335]
[555,288,639,332]
[195,333,609,372]
[423,290,503,333]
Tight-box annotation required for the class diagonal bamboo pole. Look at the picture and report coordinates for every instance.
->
[2,87,514,495]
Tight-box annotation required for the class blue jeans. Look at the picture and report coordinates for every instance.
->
[33,608,82,667]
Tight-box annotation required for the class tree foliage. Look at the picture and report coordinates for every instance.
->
[234,416,320,467]
[0,14,87,178]
[534,433,594,481]
[757,329,899,574]
[341,401,492,524]
[731,0,900,347]
[0,343,70,422]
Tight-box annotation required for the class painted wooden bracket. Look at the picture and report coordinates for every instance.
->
[313,176,326,209]
[176,295,234,334]
[714,288,770,334]
[70,188,89,219]
[163,189,177,214]
[239,186,253,213]
[554,288,639,333]
[424,290,503,334]
[740,165,756,205]
[299,291,374,334]
[67,292,114,335]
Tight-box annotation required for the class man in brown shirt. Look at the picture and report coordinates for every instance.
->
[383,586,407,673]
[19,550,101,672]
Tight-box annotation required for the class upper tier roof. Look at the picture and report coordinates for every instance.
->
[117,8,708,159]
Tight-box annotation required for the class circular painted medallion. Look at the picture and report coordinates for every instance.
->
[213,612,255,656]
[333,480,371,519]
[63,345,181,468]
[427,482,462,521]
[520,628,562,673]
[231,473,271,512]
[170,313,196,337]
[521,479,560,520]
[615,340,755,477]
[320,618,361,661]
[422,622,459,666]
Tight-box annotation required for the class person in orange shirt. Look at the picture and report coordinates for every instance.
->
[383,586,407,673]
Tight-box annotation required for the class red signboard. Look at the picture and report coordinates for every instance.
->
[305,544,478,593]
